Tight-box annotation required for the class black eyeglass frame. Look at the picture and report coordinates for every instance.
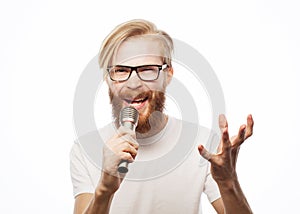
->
[107,64,168,82]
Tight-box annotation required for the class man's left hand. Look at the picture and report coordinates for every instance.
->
[198,114,254,183]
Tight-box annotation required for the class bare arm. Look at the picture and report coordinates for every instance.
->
[75,193,112,214]
[73,172,118,214]
[217,178,252,214]
[211,180,252,214]
[211,198,225,214]
[199,114,254,214]
[74,193,93,214]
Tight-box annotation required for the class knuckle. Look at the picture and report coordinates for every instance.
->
[122,153,133,162]
[134,143,139,149]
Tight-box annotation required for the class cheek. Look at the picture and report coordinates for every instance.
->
[108,82,122,95]
[147,79,166,92]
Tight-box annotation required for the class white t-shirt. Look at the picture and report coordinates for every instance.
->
[70,117,221,214]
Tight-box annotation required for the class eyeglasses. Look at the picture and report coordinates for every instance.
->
[107,64,168,82]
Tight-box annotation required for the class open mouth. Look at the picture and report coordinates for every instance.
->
[124,96,149,110]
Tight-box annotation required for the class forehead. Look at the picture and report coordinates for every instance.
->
[113,37,164,66]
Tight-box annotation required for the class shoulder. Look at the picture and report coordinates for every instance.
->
[171,116,219,141]
[71,123,116,169]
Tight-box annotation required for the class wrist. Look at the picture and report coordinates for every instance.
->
[96,183,115,196]
[96,171,120,197]
[216,175,239,192]
[94,184,115,206]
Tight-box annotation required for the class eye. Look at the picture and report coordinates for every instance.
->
[113,67,130,73]
[139,66,158,72]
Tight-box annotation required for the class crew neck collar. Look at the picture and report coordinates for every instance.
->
[137,116,173,146]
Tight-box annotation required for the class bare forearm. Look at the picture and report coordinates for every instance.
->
[217,178,252,214]
[75,174,117,214]
[82,190,114,214]
[81,171,122,214]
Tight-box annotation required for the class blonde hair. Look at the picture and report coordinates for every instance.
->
[98,19,174,78]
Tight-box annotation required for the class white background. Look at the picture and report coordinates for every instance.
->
[1,0,300,213]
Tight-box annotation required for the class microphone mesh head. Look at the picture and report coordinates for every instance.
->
[119,106,139,127]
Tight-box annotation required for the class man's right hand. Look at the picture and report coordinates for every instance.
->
[98,126,139,195]
[74,127,139,214]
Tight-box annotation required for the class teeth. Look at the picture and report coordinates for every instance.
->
[125,97,147,104]
[131,102,141,106]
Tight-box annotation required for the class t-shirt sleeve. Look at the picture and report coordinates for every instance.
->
[70,142,95,198]
[203,167,221,203]
[203,132,221,203]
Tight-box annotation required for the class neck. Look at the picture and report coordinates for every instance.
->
[136,113,168,139]
[114,113,168,139]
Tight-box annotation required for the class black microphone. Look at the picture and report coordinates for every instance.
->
[118,106,139,173]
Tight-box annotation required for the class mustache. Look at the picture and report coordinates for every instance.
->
[108,88,166,133]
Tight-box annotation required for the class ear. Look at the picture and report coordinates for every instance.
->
[166,66,174,85]
[105,74,109,84]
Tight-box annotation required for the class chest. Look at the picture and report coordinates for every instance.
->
[109,151,208,214]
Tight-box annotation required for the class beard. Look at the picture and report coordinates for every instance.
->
[109,88,166,135]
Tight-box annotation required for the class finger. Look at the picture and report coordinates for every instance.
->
[221,127,231,150]
[116,126,136,138]
[119,143,138,160]
[219,114,228,132]
[232,124,246,146]
[120,152,135,163]
[230,135,237,142]
[232,146,240,167]
[120,134,139,149]
[109,128,129,142]
[245,114,254,140]
[216,141,222,154]
[198,144,213,161]
[107,135,138,153]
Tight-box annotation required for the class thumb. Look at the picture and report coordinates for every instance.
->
[198,145,213,161]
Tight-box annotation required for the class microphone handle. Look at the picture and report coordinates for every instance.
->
[118,160,129,173]
[117,121,136,173]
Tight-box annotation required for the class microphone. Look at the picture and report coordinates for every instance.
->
[118,106,139,173]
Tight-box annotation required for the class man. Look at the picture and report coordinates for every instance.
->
[70,19,254,214]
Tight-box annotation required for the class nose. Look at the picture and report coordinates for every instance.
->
[125,70,142,89]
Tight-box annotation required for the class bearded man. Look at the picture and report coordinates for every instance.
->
[70,19,254,214]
